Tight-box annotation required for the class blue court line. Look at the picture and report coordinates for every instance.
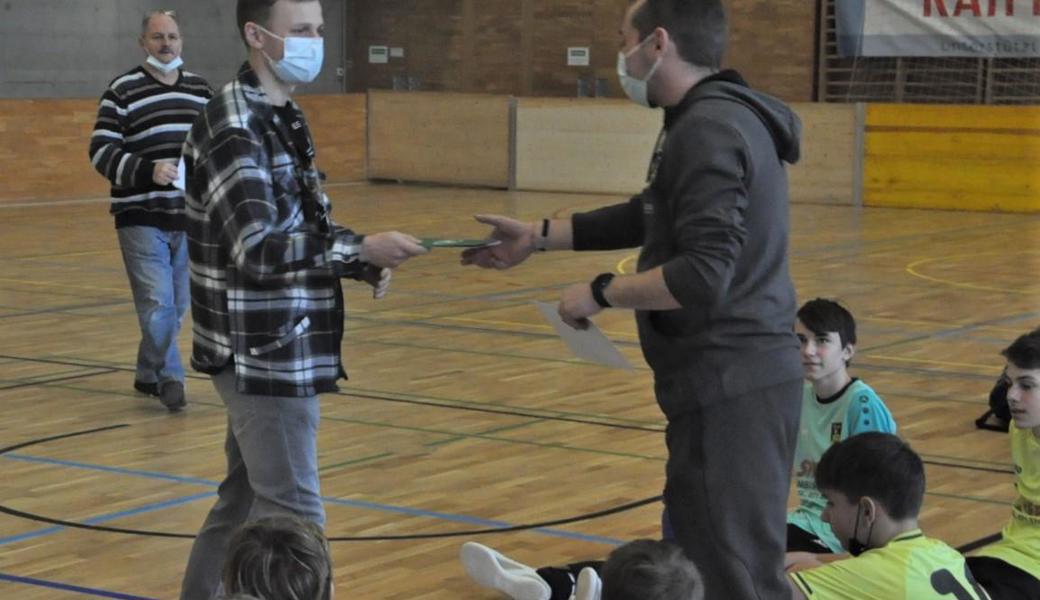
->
[2,453,626,547]
[0,572,156,600]
[0,490,216,545]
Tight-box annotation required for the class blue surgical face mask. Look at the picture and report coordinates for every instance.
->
[257,25,324,84]
[617,34,662,108]
[146,54,183,74]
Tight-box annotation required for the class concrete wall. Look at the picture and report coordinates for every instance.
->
[0,0,346,99]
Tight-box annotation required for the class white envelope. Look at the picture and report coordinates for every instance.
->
[535,301,633,370]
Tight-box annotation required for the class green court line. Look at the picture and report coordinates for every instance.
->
[352,338,650,370]
[7,357,1019,486]
[12,375,1017,511]
[919,453,1013,468]
[319,451,395,473]
[340,386,664,428]
[25,353,659,428]
[424,420,544,449]
[925,491,1013,507]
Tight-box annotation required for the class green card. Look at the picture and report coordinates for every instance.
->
[420,238,502,249]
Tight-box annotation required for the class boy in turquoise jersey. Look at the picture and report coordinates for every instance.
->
[460,299,895,599]
[967,328,1040,600]
[788,299,897,554]
[788,432,991,600]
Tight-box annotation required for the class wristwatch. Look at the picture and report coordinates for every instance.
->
[590,272,615,308]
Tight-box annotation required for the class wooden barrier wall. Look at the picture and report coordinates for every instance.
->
[0,99,109,203]
[513,99,861,205]
[864,104,1040,212]
[297,94,367,184]
[0,94,367,204]
[514,98,660,195]
[366,90,513,188]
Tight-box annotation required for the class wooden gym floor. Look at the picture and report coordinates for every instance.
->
[0,183,1038,599]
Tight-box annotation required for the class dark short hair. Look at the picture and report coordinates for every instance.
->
[797,298,857,349]
[815,432,925,521]
[220,595,263,600]
[630,0,728,69]
[237,0,313,43]
[601,539,704,600]
[1003,327,1040,370]
[223,515,332,600]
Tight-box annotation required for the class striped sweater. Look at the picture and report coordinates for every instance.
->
[89,66,212,230]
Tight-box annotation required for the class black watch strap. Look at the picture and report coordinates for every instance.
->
[590,272,615,308]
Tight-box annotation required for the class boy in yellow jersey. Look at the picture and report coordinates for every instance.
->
[787,432,991,600]
[967,328,1040,600]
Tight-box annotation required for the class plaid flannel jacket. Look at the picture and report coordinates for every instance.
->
[183,63,365,397]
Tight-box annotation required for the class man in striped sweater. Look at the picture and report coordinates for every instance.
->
[89,10,213,411]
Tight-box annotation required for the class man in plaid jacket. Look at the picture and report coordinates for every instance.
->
[179,1,427,597]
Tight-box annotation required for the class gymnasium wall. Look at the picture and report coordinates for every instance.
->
[0,0,347,99]
[349,0,816,101]
[0,94,367,204]
[864,105,1040,213]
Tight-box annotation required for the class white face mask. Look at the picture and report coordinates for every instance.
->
[617,35,662,108]
[146,54,183,74]
[257,25,324,84]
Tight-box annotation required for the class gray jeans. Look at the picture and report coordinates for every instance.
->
[179,369,324,600]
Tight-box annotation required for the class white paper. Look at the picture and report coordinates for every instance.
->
[173,156,186,191]
[535,301,632,370]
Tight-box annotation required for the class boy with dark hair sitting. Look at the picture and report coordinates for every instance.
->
[461,298,895,599]
[788,298,896,554]
[966,327,1040,600]
[223,515,333,600]
[787,432,990,599]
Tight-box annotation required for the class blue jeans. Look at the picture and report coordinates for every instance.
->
[117,226,188,385]
[179,369,324,600]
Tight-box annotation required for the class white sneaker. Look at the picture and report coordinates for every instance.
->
[460,542,552,600]
[573,567,602,600]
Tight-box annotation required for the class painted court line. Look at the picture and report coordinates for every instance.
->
[0,572,156,600]
[1,453,625,547]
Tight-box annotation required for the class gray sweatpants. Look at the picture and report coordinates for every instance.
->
[660,376,801,600]
[179,369,324,600]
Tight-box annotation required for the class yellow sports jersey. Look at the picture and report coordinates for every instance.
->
[789,530,990,599]
[973,426,1040,580]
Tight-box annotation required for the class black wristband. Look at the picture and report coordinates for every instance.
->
[590,272,615,308]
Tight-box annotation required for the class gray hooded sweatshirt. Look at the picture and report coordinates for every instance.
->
[572,71,803,418]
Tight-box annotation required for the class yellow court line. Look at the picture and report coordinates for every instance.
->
[617,254,637,275]
[0,277,127,294]
[905,255,1039,296]
[862,353,1000,371]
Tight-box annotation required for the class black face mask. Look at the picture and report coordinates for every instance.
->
[847,502,876,557]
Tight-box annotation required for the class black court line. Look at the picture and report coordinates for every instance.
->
[0,424,660,542]
[0,353,1017,476]
[0,300,131,320]
[0,368,118,391]
[337,390,664,433]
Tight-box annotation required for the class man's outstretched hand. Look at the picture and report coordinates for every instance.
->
[460,214,535,270]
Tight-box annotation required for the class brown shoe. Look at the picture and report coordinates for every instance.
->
[158,380,186,412]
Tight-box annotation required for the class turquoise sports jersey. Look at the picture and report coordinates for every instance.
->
[788,379,897,552]
[790,530,991,599]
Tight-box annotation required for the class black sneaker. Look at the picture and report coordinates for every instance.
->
[134,380,159,396]
[158,380,186,412]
